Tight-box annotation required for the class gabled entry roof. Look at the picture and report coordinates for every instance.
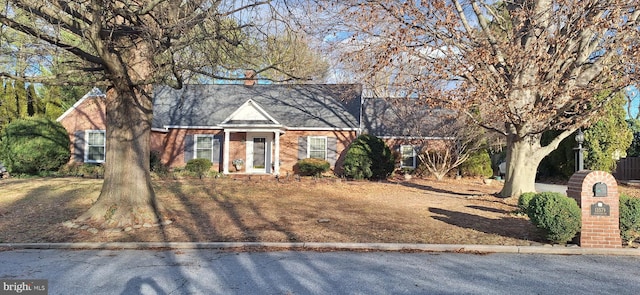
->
[152,84,362,130]
[221,99,281,127]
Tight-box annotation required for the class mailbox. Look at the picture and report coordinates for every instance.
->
[593,182,607,197]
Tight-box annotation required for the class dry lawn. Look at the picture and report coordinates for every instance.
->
[1,176,637,245]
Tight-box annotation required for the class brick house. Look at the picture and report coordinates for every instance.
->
[57,84,453,176]
[57,84,362,176]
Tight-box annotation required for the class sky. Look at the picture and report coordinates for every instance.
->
[626,85,639,119]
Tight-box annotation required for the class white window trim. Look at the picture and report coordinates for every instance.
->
[194,134,215,162]
[84,130,106,163]
[400,145,417,169]
[307,136,328,160]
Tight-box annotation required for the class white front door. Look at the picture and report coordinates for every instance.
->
[246,133,272,173]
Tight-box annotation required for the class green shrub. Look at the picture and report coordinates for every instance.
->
[58,163,104,178]
[527,192,581,244]
[0,117,70,174]
[342,144,371,180]
[297,158,330,177]
[341,134,394,180]
[517,192,537,213]
[57,163,79,176]
[460,149,493,178]
[79,163,103,178]
[150,150,169,176]
[185,158,212,179]
[620,194,640,246]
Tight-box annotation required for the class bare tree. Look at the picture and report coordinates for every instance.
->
[0,0,317,228]
[418,119,488,181]
[307,0,640,197]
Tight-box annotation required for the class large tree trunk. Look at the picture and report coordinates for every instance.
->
[500,127,576,198]
[75,39,163,228]
[75,86,161,228]
[500,134,544,198]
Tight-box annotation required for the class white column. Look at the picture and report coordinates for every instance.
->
[223,130,230,174]
[274,130,280,175]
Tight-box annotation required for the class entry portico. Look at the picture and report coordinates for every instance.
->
[220,99,284,174]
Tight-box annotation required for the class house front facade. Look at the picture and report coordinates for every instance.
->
[57,84,362,176]
[57,83,456,176]
[361,98,456,170]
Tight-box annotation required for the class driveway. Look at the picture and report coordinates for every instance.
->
[535,183,568,194]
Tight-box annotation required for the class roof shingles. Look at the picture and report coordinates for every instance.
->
[152,84,362,130]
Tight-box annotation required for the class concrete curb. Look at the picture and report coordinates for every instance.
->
[0,242,638,256]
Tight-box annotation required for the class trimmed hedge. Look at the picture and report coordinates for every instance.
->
[527,192,581,244]
[620,194,640,246]
[185,158,212,179]
[297,158,330,177]
[0,117,70,174]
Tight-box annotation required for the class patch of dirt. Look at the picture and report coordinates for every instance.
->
[0,176,636,245]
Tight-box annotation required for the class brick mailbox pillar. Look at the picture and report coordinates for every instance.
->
[567,170,622,248]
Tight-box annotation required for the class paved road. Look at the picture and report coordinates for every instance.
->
[1,249,640,294]
[535,183,568,194]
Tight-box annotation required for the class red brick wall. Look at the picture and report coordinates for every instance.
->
[150,131,166,155]
[279,130,357,175]
[57,96,107,164]
[567,170,622,248]
[156,129,357,174]
[156,129,225,171]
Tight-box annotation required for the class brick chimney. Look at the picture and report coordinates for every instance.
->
[244,69,257,86]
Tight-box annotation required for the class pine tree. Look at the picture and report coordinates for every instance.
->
[585,92,633,172]
[41,85,64,120]
[26,84,42,116]
[0,80,18,128]
[13,80,27,118]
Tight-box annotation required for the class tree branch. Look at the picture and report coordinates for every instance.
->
[0,71,109,86]
[12,0,87,36]
[0,13,102,65]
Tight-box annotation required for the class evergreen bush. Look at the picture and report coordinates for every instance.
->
[527,192,581,244]
[0,117,70,174]
[341,143,372,180]
[517,192,537,213]
[150,150,169,176]
[185,158,212,179]
[460,149,493,178]
[297,158,330,177]
[341,134,394,180]
[620,194,640,246]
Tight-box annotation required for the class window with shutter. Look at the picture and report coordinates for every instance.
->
[85,130,106,163]
[308,136,328,160]
[400,145,416,169]
[195,135,215,162]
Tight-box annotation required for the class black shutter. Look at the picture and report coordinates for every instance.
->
[212,135,222,163]
[73,131,85,162]
[411,145,418,168]
[327,137,337,167]
[184,134,194,163]
[298,136,307,160]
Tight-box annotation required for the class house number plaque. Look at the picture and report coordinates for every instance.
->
[590,201,610,216]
